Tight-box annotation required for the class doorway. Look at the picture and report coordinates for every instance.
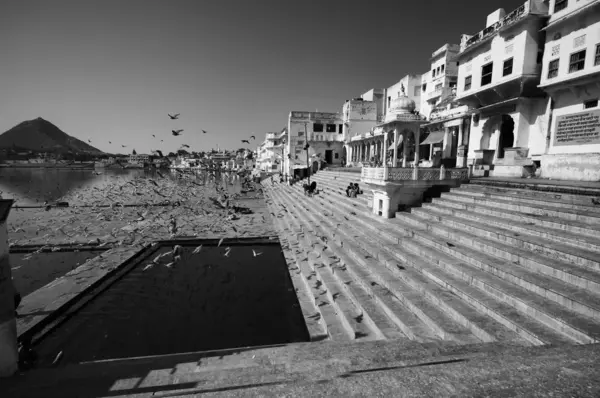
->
[497,115,515,159]
[325,150,333,164]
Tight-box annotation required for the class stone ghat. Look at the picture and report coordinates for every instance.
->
[262,170,600,347]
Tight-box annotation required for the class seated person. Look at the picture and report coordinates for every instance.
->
[354,183,363,195]
[303,183,310,195]
[346,184,354,197]
[349,185,358,198]
[308,181,317,196]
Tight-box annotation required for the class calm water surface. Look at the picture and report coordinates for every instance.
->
[0,168,245,206]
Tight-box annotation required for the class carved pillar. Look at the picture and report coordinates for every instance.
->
[383,132,389,175]
[414,129,420,165]
[402,131,409,168]
[393,127,399,167]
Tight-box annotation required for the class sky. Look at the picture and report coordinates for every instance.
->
[0,0,526,155]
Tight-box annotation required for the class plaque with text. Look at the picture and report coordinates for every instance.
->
[553,109,600,147]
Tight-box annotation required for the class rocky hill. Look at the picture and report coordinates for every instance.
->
[0,117,103,154]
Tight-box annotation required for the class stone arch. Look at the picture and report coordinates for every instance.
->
[497,114,515,159]
[480,116,498,150]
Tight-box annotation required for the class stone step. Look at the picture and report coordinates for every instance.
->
[275,186,444,342]
[419,202,600,253]
[277,192,438,343]
[430,197,600,239]
[385,216,600,344]
[397,210,600,319]
[278,185,493,345]
[289,183,577,346]
[470,179,600,197]
[266,204,329,342]
[440,192,600,225]
[463,182,600,202]
[286,188,538,346]
[453,185,600,213]
[410,206,600,275]
[265,192,351,342]
[270,188,388,342]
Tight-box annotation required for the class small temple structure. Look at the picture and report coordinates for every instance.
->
[359,85,470,218]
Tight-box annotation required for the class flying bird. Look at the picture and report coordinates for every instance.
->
[153,150,164,158]
[152,134,156,138]
[168,113,180,119]
[241,140,249,144]
[252,249,262,257]
[172,130,184,136]
[250,135,256,140]
[202,130,207,134]
[181,144,190,148]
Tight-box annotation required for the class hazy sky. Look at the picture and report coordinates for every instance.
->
[0,0,526,155]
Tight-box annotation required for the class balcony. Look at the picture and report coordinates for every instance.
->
[427,87,444,101]
[460,2,531,54]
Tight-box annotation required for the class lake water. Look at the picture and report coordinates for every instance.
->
[0,167,246,207]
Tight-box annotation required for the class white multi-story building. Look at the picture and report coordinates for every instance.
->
[538,0,600,180]
[417,43,471,168]
[256,131,285,172]
[285,111,344,176]
[129,153,150,164]
[456,0,550,177]
[420,44,460,118]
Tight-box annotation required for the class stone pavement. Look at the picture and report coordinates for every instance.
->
[0,339,599,397]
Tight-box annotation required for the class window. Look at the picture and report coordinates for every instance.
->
[481,62,493,86]
[464,75,472,91]
[432,69,436,77]
[387,96,391,107]
[548,59,559,78]
[569,50,586,72]
[422,84,427,92]
[441,64,445,73]
[584,99,598,109]
[554,0,568,13]
[297,140,304,146]
[503,58,513,76]
[595,44,600,66]
[435,83,442,92]
[313,123,323,132]
[298,131,304,136]
[338,124,343,134]
[334,153,339,159]
[326,124,336,132]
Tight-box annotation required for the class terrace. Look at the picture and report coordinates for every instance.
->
[459,1,546,55]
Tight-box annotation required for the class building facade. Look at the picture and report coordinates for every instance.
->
[285,111,344,176]
[256,130,286,172]
[538,0,600,180]
[420,44,460,119]
[456,0,550,177]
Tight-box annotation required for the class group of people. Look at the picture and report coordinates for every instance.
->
[346,183,362,198]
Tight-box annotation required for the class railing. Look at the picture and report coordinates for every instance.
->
[361,166,469,182]
[361,167,386,180]
[460,2,528,53]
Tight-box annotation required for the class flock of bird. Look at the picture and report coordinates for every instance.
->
[8,157,270,275]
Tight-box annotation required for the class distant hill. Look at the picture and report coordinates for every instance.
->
[0,117,103,154]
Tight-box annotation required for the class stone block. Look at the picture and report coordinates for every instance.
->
[541,153,600,181]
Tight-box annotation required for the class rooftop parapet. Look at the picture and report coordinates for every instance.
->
[459,0,549,56]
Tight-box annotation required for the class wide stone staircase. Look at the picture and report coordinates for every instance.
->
[262,170,600,349]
